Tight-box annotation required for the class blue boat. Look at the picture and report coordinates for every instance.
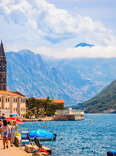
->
[107,150,116,156]
[29,129,56,141]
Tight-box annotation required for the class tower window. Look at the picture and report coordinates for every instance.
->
[1,78,3,82]
[3,66,5,71]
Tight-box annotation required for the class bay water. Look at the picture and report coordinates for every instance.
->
[19,114,116,156]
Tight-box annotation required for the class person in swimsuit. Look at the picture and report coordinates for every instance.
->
[1,120,10,149]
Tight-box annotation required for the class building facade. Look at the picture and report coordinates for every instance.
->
[0,41,26,117]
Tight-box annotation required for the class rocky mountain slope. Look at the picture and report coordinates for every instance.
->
[6,50,116,106]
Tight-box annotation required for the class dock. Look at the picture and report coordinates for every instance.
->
[54,108,84,121]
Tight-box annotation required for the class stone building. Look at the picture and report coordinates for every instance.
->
[0,41,26,117]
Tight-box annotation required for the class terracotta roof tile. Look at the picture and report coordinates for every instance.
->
[36,98,64,104]
[0,89,25,97]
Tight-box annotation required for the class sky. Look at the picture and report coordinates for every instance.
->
[0,0,116,58]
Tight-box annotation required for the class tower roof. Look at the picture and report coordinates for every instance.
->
[0,41,5,57]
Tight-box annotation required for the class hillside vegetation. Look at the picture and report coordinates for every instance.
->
[77,80,116,113]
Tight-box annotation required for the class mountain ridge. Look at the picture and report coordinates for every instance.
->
[6,50,116,106]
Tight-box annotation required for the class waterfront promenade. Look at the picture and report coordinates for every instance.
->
[0,139,32,156]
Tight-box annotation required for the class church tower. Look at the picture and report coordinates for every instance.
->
[0,41,7,90]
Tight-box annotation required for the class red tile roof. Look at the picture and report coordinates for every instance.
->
[36,98,64,104]
[0,89,25,97]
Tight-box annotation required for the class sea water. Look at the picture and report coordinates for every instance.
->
[19,114,116,156]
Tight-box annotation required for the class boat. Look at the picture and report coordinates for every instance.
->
[29,129,57,141]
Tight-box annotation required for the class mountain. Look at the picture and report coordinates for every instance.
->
[6,50,116,106]
[77,80,116,113]
[75,42,94,48]
[7,50,79,105]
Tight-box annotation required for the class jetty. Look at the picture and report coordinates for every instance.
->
[54,108,84,121]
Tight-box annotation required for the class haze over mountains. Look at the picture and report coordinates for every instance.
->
[6,49,116,106]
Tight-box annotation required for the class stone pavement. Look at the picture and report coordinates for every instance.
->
[0,139,32,156]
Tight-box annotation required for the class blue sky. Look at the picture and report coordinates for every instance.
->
[0,0,116,58]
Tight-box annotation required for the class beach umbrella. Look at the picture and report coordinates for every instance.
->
[5,117,23,124]
[29,129,55,140]
[15,118,23,124]
[10,113,19,116]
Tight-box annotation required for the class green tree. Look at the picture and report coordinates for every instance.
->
[26,96,64,117]
[26,110,33,118]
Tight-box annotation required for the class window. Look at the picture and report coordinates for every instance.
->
[1,78,3,82]
[13,98,15,102]
[3,66,5,71]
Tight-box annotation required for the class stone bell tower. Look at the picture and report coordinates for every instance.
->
[0,41,7,90]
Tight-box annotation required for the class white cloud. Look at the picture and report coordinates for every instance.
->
[0,0,116,58]
[38,46,116,58]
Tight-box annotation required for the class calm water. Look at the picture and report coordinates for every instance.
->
[19,114,116,156]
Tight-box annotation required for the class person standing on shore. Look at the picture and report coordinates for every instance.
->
[0,119,2,139]
[12,121,17,143]
[8,121,13,147]
[1,120,10,149]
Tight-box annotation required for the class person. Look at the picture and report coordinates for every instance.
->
[8,121,13,147]
[1,120,10,149]
[12,121,16,143]
[0,119,2,139]
[12,121,19,142]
